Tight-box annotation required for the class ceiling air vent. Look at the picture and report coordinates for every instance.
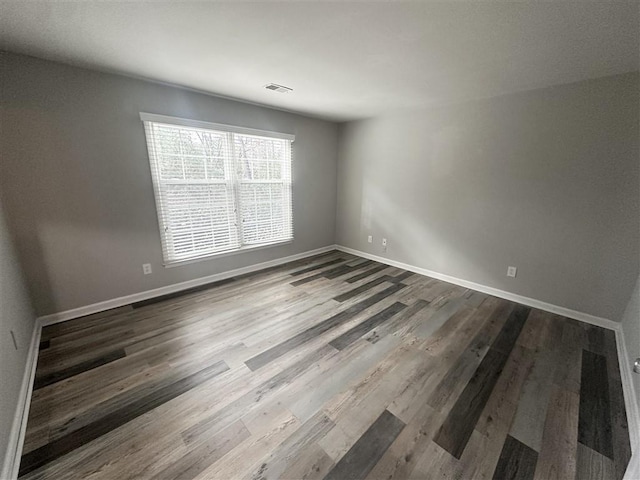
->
[264,83,293,93]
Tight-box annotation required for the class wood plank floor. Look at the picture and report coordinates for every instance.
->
[20,250,632,479]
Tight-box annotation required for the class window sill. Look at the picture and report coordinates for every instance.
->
[163,239,293,268]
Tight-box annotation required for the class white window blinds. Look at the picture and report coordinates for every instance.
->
[141,113,294,265]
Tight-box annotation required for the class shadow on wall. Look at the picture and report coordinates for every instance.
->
[343,82,640,320]
[355,118,511,282]
[2,54,339,317]
[0,186,53,319]
[358,153,499,284]
[0,101,162,315]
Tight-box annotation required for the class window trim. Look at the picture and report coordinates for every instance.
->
[139,112,296,142]
[140,112,295,267]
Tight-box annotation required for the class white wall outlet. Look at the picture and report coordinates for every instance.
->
[507,266,517,278]
[382,238,387,252]
[367,235,373,243]
[143,263,152,275]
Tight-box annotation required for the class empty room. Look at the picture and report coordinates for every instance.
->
[1,2,639,479]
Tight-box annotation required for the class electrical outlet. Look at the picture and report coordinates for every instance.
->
[143,263,152,275]
[507,266,517,278]
[382,238,387,252]
[367,235,373,244]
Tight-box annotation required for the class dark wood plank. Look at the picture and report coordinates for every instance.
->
[321,265,356,280]
[492,435,538,480]
[323,409,405,480]
[291,264,350,286]
[491,305,531,355]
[333,276,392,303]
[131,278,236,308]
[19,250,633,480]
[40,305,134,342]
[389,271,415,283]
[232,250,338,281]
[39,340,50,350]
[289,258,345,277]
[587,324,606,355]
[324,260,373,279]
[427,302,506,410]
[33,349,127,390]
[244,283,406,371]
[602,329,632,480]
[578,349,614,459]
[553,318,588,395]
[43,346,237,443]
[434,304,529,459]
[345,264,387,283]
[19,360,230,476]
[329,302,407,350]
[364,299,430,344]
[37,328,135,370]
[291,272,333,286]
[434,348,507,459]
[291,261,373,286]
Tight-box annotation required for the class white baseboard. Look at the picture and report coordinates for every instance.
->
[337,244,640,467]
[1,318,41,480]
[8,243,640,478]
[620,320,640,479]
[5,245,339,478]
[625,451,640,480]
[38,245,338,326]
[617,326,640,460]
[335,244,618,331]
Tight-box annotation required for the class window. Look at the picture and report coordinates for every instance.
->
[140,113,294,265]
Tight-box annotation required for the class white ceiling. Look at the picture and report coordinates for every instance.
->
[1,2,638,121]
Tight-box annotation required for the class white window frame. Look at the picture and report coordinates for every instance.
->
[140,112,295,267]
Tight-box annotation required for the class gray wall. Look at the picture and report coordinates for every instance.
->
[1,52,637,323]
[621,276,640,410]
[0,52,338,316]
[0,195,35,474]
[336,73,639,320]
